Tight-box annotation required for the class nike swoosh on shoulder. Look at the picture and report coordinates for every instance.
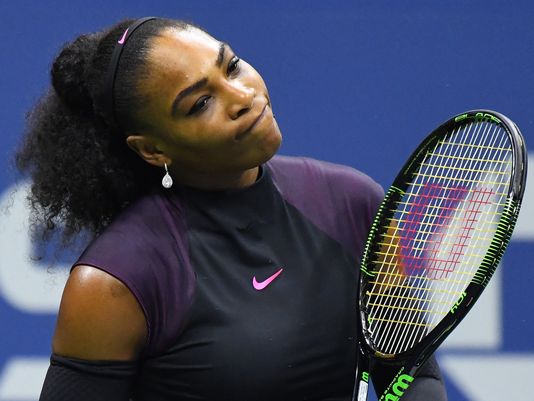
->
[253,268,284,291]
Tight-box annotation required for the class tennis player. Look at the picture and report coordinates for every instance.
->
[16,17,447,401]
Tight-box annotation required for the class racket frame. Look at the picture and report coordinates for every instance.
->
[353,109,527,400]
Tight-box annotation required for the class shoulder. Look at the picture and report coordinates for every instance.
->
[72,189,195,356]
[53,264,147,360]
[76,189,185,271]
[267,155,384,209]
[73,192,174,288]
[266,155,384,259]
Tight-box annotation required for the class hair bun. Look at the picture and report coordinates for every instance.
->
[51,34,98,113]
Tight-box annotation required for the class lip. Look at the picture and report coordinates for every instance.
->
[235,104,268,141]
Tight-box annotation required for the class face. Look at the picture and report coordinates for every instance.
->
[133,26,282,177]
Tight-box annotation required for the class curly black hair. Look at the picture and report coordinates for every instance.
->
[15,17,193,248]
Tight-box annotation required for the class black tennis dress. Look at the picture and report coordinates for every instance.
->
[42,156,446,401]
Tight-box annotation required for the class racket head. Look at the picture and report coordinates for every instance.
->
[358,110,527,364]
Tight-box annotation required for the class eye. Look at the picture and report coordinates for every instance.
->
[227,56,241,76]
[187,95,211,116]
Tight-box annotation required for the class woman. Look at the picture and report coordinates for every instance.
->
[16,17,446,401]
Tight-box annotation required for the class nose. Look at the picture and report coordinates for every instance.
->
[224,81,256,120]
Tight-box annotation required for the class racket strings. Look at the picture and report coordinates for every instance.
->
[388,122,508,351]
[374,128,483,350]
[365,120,513,354]
[368,122,481,351]
[395,122,509,352]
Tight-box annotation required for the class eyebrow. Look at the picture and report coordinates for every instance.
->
[216,42,226,67]
[171,42,228,116]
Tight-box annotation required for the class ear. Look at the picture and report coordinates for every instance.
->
[125,135,170,168]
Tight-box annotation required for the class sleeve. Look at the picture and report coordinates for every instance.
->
[267,155,384,260]
[72,192,195,357]
[370,354,447,400]
[39,354,137,401]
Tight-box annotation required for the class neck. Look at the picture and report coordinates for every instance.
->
[169,166,260,191]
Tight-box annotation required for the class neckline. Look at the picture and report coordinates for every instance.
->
[164,165,281,228]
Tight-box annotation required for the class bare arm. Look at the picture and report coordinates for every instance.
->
[52,264,147,360]
[39,265,147,401]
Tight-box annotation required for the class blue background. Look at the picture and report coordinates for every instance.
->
[0,1,533,400]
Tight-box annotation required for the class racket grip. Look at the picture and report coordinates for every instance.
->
[352,344,370,401]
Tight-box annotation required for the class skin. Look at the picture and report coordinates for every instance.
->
[128,26,282,189]
[52,26,282,360]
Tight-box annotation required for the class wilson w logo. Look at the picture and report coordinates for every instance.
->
[380,374,414,401]
[398,183,493,280]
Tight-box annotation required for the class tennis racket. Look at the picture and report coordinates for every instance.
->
[352,109,527,401]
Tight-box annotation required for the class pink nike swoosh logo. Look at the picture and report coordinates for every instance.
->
[118,28,129,44]
[253,268,284,291]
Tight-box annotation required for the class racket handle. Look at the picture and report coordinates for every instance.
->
[352,344,370,401]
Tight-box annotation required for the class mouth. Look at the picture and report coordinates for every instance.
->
[235,104,268,141]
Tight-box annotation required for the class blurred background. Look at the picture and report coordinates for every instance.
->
[0,1,532,400]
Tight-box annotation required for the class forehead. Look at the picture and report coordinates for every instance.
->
[145,27,220,85]
[136,27,222,116]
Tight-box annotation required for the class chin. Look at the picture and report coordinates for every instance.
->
[232,120,283,170]
[259,118,283,158]
[257,131,282,166]
[239,140,281,171]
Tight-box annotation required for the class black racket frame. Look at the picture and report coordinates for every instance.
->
[355,109,527,399]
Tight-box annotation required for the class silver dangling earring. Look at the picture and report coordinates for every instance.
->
[162,163,173,189]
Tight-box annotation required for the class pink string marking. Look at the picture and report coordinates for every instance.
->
[439,187,494,279]
[399,183,493,280]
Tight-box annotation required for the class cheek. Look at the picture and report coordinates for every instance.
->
[243,63,268,90]
[166,117,235,152]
